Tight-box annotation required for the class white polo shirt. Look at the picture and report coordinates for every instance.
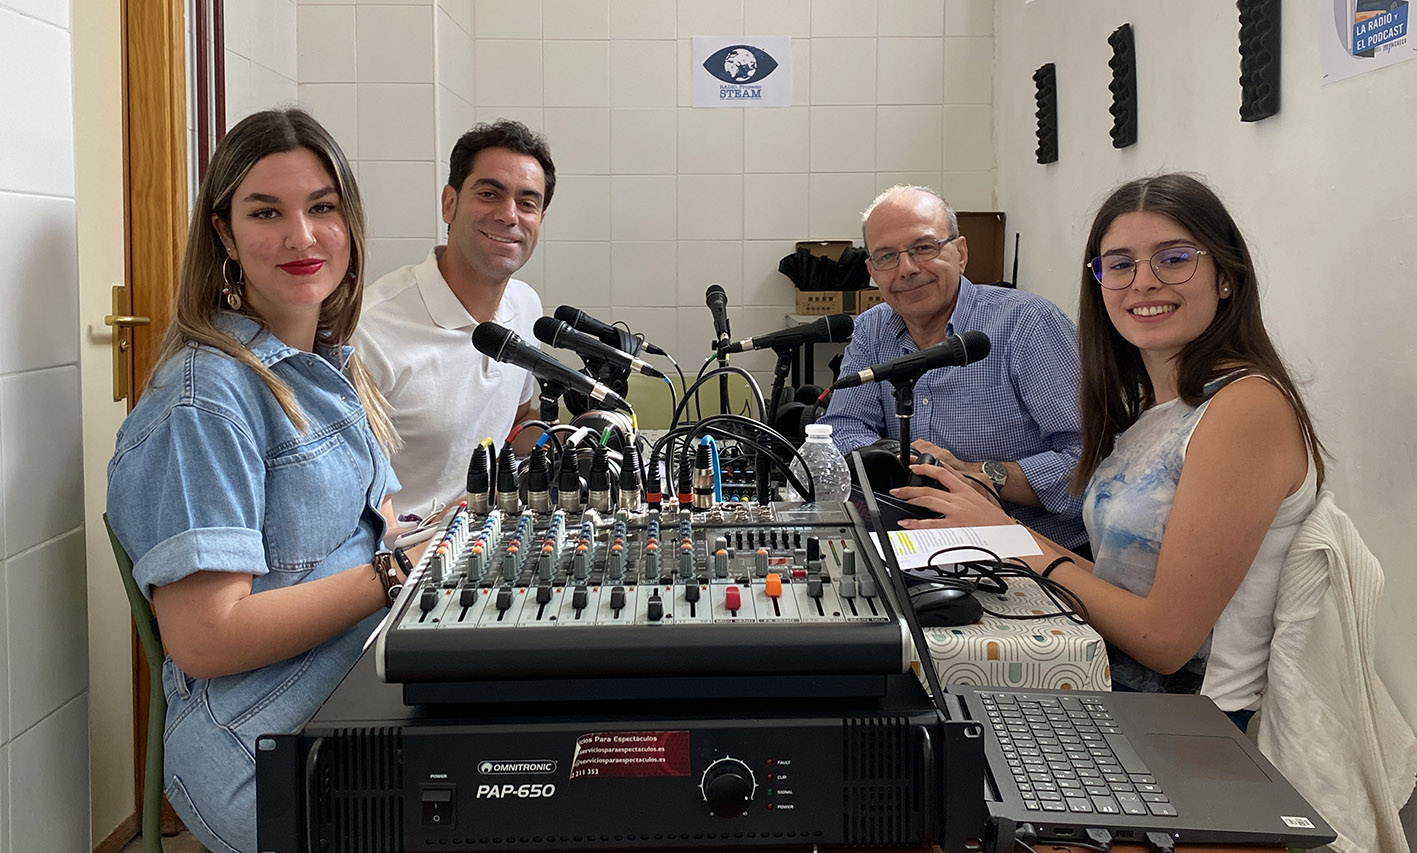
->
[353,247,540,520]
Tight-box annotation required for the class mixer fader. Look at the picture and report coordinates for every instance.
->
[375,499,911,704]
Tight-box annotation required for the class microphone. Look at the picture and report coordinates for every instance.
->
[471,322,632,412]
[533,317,665,379]
[704,284,731,349]
[830,331,991,390]
[720,313,853,354]
[553,305,667,356]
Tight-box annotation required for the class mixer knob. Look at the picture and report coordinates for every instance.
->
[753,549,769,578]
[646,592,664,622]
[684,583,701,603]
[419,587,439,612]
[571,586,589,611]
[700,757,756,818]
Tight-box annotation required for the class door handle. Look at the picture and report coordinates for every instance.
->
[105,285,151,401]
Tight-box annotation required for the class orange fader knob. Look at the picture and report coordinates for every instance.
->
[765,572,782,598]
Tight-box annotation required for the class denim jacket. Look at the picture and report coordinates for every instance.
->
[106,312,398,853]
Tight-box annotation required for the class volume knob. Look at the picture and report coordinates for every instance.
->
[700,757,755,817]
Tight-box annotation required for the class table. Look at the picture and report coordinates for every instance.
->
[919,577,1111,692]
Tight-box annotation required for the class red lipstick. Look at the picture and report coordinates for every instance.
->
[279,259,324,276]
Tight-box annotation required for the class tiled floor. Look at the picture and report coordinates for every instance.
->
[118,830,205,852]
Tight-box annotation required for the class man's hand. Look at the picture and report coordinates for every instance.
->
[909,439,1042,508]
[890,463,1018,529]
[910,439,996,499]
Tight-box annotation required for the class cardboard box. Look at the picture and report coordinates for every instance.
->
[794,289,852,315]
[856,288,886,313]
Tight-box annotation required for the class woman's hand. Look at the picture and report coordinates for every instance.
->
[889,462,1017,529]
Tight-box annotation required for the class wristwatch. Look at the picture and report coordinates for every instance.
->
[981,461,1008,492]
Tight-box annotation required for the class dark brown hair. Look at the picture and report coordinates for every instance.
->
[1072,173,1324,492]
[447,119,556,210]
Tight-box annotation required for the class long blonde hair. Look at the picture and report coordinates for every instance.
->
[153,108,399,453]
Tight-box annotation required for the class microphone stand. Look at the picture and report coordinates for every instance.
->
[537,379,569,424]
[757,346,797,504]
[890,376,917,477]
[715,341,731,416]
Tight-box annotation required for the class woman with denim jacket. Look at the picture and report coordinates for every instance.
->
[107,109,405,853]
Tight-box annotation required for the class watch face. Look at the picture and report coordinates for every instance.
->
[983,461,1007,486]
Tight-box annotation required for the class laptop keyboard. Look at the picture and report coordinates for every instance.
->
[980,691,1177,818]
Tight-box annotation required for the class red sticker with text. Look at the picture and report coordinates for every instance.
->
[569,730,690,780]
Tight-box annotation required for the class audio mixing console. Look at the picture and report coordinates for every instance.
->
[377,499,912,704]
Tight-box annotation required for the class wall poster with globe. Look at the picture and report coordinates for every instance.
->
[692,36,793,107]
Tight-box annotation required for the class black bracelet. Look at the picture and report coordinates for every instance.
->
[373,549,402,607]
[1041,556,1075,579]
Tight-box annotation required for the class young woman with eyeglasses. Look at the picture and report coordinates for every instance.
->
[892,173,1325,730]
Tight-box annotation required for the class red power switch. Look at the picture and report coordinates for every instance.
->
[765,573,783,598]
[724,585,741,612]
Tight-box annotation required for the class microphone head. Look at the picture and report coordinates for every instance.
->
[553,305,581,326]
[532,315,566,347]
[705,283,727,308]
[959,330,991,363]
[823,312,854,342]
[471,322,514,359]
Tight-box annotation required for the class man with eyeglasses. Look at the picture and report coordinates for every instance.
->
[820,185,1087,553]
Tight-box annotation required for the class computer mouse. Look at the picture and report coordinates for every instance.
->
[907,584,983,627]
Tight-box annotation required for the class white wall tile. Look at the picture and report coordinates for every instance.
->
[790,37,811,104]
[673,307,716,367]
[615,307,680,360]
[677,108,742,174]
[743,173,807,240]
[7,695,88,853]
[676,38,693,107]
[0,742,8,850]
[0,193,78,375]
[475,106,545,132]
[357,84,435,160]
[610,108,677,174]
[541,241,612,308]
[249,63,299,113]
[811,0,876,36]
[940,170,994,210]
[943,36,993,104]
[676,241,743,307]
[360,160,440,239]
[5,0,67,27]
[224,0,252,59]
[437,12,476,103]
[877,37,943,104]
[810,38,876,105]
[475,0,540,38]
[942,103,993,171]
[297,5,356,83]
[876,170,944,195]
[356,4,434,82]
[809,106,876,172]
[751,0,809,36]
[6,531,85,736]
[540,174,611,241]
[678,0,743,36]
[610,174,676,241]
[437,90,476,167]
[677,174,743,241]
[366,238,436,284]
[945,0,993,36]
[610,0,676,39]
[543,108,610,175]
[260,0,300,80]
[224,53,254,126]
[875,105,943,171]
[809,172,876,240]
[545,41,610,107]
[743,106,808,173]
[0,10,74,196]
[0,557,7,743]
[878,0,944,37]
[610,241,678,307]
[743,239,798,306]
[610,40,677,107]
[1,368,80,557]
[544,0,608,39]
[475,40,544,106]
[439,0,474,35]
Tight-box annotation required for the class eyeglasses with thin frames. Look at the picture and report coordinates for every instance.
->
[1088,245,1211,290]
[867,234,960,271]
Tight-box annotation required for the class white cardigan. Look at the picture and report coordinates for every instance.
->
[1257,491,1417,853]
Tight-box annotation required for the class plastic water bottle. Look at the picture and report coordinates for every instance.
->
[787,423,852,505]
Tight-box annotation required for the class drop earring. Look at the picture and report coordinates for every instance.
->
[222,257,244,310]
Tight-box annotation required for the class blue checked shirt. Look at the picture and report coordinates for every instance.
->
[821,277,1086,548]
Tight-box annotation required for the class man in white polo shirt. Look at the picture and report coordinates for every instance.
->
[353,120,554,522]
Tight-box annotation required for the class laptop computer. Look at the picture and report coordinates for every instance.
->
[848,451,1336,850]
